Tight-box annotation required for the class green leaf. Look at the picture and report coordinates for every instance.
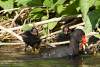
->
[88,9,100,29]
[41,16,49,21]
[80,0,92,34]
[43,24,48,35]
[80,0,89,15]
[49,0,66,10]
[95,0,100,9]
[21,24,33,32]
[28,8,43,21]
[56,4,64,14]
[43,0,53,8]
[31,8,43,13]
[15,0,32,6]
[29,0,43,6]
[55,0,66,5]
[48,22,57,30]
[16,0,43,7]
[94,34,100,39]
[61,0,79,16]
[0,0,13,9]
[89,0,96,7]
[42,15,49,35]
[83,15,92,34]
[29,12,43,21]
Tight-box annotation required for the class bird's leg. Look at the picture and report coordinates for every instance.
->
[34,45,40,54]
[92,46,97,56]
[31,47,35,54]
[25,44,28,52]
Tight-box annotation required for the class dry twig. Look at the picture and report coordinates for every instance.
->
[0,26,23,42]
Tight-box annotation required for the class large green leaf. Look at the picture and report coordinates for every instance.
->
[55,0,66,5]
[89,0,96,7]
[61,0,79,16]
[43,0,53,8]
[56,4,64,15]
[28,8,44,21]
[42,16,49,35]
[80,0,92,34]
[48,22,57,30]
[95,0,100,9]
[42,22,57,35]
[42,15,57,35]
[88,9,100,29]
[80,0,89,15]
[29,13,43,21]
[0,0,13,9]
[15,0,32,6]
[30,8,43,13]
[43,23,48,35]
[49,0,66,10]
[15,0,43,7]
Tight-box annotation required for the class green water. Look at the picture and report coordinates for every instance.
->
[0,45,100,67]
[0,55,100,67]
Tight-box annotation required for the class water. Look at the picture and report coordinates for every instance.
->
[0,45,100,67]
[0,54,100,67]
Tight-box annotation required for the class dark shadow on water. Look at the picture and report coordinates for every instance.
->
[68,55,83,67]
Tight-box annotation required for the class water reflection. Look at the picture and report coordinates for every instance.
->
[68,55,83,67]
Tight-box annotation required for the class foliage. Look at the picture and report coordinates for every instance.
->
[61,0,79,16]
[15,0,43,7]
[21,24,33,32]
[0,0,100,36]
[43,0,53,8]
[0,0,14,9]
[94,34,100,39]
[80,0,91,34]
[28,8,44,21]
[88,9,100,29]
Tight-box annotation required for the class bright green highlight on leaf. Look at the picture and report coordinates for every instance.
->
[0,0,13,9]
[80,0,92,34]
[94,34,100,39]
[56,4,64,14]
[43,0,53,8]
[48,22,57,30]
[21,24,33,32]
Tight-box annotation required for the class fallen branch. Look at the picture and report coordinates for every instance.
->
[11,8,30,27]
[0,17,62,32]
[41,22,85,39]
[0,26,23,42]
[35,17,62,26]
[0,42,25,46]
[47,32,99,47]
[40,30,61,39]
[88,40,100,49]
[0,14,82,31]
[70,23,84,29]
[86,32,99,36]
[0,8,19,13]
[48,41,70,47]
